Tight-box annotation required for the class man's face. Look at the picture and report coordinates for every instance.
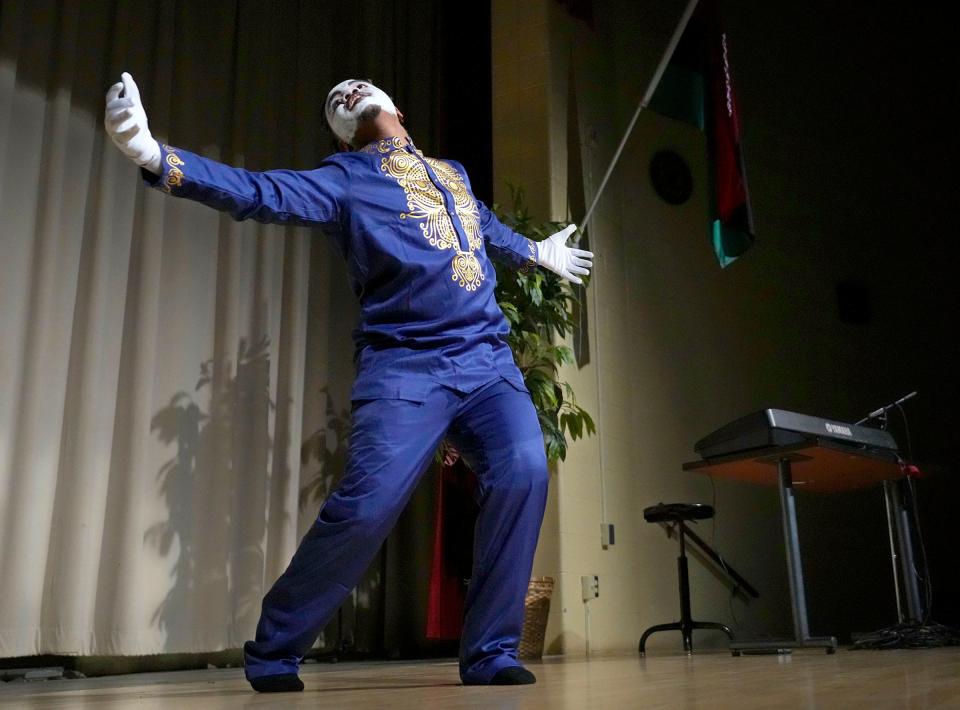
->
[325,79,397,146]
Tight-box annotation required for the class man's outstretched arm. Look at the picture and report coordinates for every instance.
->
[104,72,348,229]
[448,160,593,284]
[478,202,592,285]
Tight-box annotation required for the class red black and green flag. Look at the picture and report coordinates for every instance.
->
[650,1,755,267]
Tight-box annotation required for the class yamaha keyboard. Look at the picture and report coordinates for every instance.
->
[695,408,898,460]
[686,408,908,655]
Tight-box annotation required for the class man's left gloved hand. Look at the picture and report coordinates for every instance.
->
[536,224,594,285]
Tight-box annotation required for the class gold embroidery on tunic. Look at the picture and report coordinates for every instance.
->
[360,136,406,154]
[520,239,537,274]
[376,141,485,291]
[423,157,481,251]
[160,144,185,194]
[452,250,483,291]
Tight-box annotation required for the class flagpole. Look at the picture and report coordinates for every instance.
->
[582,0,700,546]
[580,0,700,233]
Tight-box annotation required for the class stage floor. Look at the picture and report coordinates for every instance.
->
[1,648,958,709]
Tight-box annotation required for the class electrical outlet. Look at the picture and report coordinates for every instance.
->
[581,575,599,602]
[601,522,615,548]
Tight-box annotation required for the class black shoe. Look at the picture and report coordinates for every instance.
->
[488,666,537,685]
[249,673,304,692]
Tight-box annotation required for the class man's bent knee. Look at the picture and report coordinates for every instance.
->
[490,439,548,492]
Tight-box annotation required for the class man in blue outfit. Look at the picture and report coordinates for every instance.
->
[105,73,593,692]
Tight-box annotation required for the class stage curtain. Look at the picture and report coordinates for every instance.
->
[0,0,445,658]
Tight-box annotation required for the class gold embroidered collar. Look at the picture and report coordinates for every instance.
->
[359,136,417,155]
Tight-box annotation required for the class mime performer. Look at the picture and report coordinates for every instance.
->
[104,72,593,692]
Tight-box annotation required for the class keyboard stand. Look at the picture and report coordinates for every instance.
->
[728,455,836,655]
[686,417,907,655]
[882,479,923,623]
[685,440,906,655]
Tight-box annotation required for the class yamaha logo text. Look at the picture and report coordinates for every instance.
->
[825,423,853,437]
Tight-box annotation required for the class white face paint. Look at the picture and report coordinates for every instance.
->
[324,79,398,146]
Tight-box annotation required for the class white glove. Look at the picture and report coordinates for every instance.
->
[104,72,161,174]
[536,224,594,285]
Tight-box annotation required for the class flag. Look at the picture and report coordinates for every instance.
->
[649,1,754,267]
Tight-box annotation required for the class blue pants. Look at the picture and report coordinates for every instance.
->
[244,377,549,683]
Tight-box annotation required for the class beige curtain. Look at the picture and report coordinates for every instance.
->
[0,0,443,657]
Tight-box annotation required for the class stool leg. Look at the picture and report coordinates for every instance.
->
[691,621,734,641]
[639,518,734,656]
[639,622,682,656]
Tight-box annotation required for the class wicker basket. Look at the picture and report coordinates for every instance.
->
[519,576,554,660]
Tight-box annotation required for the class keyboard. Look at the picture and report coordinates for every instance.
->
[695,409,898,459]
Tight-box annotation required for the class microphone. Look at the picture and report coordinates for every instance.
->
[855,391,917,426]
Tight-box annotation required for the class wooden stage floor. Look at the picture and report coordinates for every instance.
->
[1,648,958,709]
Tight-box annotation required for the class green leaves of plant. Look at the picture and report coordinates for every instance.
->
[493,185,597,463]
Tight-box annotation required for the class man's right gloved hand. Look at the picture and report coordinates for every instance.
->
[104,72,161,174]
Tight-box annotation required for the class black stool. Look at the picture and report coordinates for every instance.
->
[639,503,734,655]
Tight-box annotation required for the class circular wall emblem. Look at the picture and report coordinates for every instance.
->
[649,149,693,205]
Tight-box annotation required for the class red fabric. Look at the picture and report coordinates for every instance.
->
[426,461,479,639]
[704,1,753,231]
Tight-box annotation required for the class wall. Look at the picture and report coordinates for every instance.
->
[492,0,958,655]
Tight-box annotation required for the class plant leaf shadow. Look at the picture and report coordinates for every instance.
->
[146,336,276,650]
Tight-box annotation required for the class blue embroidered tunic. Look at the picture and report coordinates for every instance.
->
[146,137,538,403]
